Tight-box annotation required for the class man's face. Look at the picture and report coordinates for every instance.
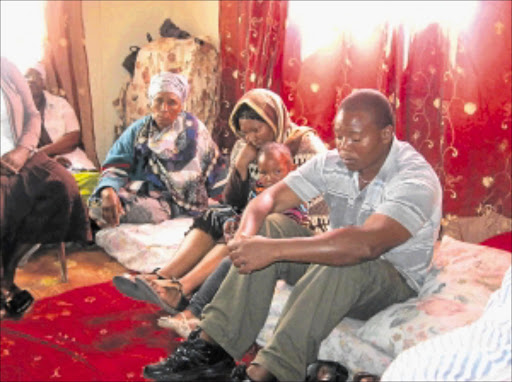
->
[256,152,293,190]
[333,109,391,173]
[150,91,182,128]
[24,69,44,98]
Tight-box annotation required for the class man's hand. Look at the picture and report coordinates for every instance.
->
[227,235,276,274]
[100,187,125,227]
[1,147,31,174]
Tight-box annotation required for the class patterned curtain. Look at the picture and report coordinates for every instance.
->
[281,1,511,219]
[213,0,288,153]
[42,0,99,168]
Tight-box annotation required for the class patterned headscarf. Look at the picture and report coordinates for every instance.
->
[228,88,293,144]
[147,72,189,104]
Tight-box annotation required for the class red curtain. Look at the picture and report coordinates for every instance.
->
[218,1,511,218]
[213,0,288,152]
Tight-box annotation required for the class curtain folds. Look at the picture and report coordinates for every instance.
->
[218,0,511,218]
[43,0,99,168]
[213,0,288,152]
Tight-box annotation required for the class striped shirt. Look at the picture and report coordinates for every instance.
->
[381,266,512,381]
[284,137,442,291]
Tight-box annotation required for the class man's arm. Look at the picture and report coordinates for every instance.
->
[229,212,411,274]
[39,131,81,156]
[234,180,304,239]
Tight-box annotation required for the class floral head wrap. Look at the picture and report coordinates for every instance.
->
[148,72,189,104]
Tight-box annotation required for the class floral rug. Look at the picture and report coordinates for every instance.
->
[1,282,180,381]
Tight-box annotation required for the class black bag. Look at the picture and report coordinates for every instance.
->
[159,18,191,39]
[122,46,141,77]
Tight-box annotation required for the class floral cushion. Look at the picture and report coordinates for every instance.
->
[357,235,512,357]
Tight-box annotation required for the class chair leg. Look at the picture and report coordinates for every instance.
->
[58,242,68,283]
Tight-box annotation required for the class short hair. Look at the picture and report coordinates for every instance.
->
[258,142,293,167]
[339,89,395,129]
[232,103,266,131]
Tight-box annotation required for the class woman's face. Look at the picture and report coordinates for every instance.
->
[150,91,182,128]
[239,119,275,148]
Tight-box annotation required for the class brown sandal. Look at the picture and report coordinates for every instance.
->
[135,274,189,314]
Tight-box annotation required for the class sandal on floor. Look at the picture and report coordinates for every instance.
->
[157,312,200,338]
[135,276,189,314]
[113,273,148,301]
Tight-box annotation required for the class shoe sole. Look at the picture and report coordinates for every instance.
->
[144,358,235,381]
[135,277,181,314]
[112,275,148,301]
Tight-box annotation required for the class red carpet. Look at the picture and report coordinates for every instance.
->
[0,282,182,381]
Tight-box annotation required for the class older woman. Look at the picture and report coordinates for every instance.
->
[89,72,219,228]
[113,88,327,336]
[1,57,91,320]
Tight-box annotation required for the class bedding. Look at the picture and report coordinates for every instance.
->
[257,233,512,377]
[95,218,193,273]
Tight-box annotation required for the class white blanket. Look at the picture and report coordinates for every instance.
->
[95,218,194,273]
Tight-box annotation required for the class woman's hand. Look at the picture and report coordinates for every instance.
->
[227,235,276,274]
[1,147,31,175]
[100,187,125,227]
[235,143,259,181]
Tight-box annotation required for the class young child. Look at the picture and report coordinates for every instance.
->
[155,142,310,337]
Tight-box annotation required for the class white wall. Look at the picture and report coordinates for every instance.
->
[82,0,219,163]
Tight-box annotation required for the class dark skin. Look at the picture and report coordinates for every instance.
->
[200,108,412,381]
[24,68,81,165]
[99,92,183,227]
[234,119,276,181]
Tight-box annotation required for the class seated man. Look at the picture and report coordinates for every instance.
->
[24,63,96,172]
[143,89,443,382]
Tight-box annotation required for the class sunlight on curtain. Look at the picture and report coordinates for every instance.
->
[0,0,46,73]
[290,1,478,65]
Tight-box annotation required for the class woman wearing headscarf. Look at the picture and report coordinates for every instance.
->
[1,57,91,320]
[89,72,219,227]
[113,88,327,336]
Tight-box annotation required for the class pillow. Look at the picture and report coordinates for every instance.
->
[356,235,512,357]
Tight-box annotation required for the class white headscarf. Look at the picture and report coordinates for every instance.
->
[147,72,189,104]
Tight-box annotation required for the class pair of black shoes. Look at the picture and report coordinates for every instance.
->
[143,328,277,382]
[144,328,235,381]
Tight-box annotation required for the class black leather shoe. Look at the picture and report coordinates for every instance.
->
[305,360,348,382]
[143,329,235,381]
[231,364,277,382]
[1,289,34,320]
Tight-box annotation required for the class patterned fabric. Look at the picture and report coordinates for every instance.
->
[357,235,511,357]
[147,72,188,103]
[113,37,220,141]
[258,235,512,378]
[92,113,219,214]
[381,266,512,381]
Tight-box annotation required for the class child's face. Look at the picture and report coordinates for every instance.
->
[256,153,293,190]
